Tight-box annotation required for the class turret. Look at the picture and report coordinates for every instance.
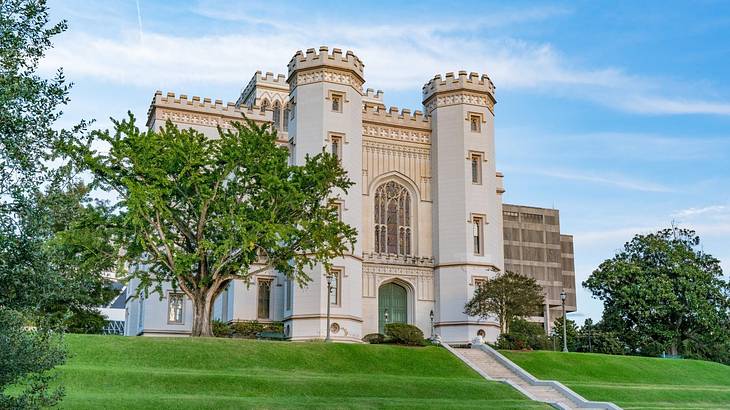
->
[283,46,365,342]
[426,70,504,344]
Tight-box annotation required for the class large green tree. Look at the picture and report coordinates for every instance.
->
[68,116,357,336]
[584,228,730,359]
[1,0,73,406]
[464,271,544,334]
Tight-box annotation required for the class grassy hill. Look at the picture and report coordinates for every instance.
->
[57,335,546,409]
[502,350,730,409]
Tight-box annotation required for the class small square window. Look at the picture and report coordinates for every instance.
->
[471,154,482,184]
[167,293,184,324]
[474,278,487,289]
[470,115,481,132]
[331,94,343,112]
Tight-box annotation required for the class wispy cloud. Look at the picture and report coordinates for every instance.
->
[672,205,728,218]
[508,167,675,192]
[40,3,730,116]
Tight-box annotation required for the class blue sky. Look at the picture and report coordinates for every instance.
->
[44,0,730,323]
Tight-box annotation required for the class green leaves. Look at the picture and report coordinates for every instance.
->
[584,228,730,360]
[69,114,357,335]
[464,271,545,334]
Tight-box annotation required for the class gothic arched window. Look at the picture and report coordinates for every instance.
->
[374,181,411,256]
[273,101,281,130]
[260,99,269,114]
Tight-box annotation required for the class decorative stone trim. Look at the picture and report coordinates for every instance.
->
[424,91,495,114]
[362,124,431,145]
[291,67,364,91]
[363,140,431,158]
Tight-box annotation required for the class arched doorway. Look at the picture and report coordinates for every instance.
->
[378,282,407,333]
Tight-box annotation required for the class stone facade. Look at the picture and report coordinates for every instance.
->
[125,47,576,343]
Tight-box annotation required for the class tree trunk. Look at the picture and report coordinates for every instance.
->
[191,295,214,337]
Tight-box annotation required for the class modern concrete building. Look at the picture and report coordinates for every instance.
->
[124,46,576,343]
[502,204,576,333]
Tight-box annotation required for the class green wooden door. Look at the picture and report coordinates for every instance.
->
[378,282,407,333]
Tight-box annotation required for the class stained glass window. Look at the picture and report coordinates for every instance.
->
[374,181,412,256]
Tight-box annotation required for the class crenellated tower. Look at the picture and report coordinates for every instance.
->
[284,46,365,341]
[424,71,505,343]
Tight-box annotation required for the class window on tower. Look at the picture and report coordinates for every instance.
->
[471,153,482,184]
[330,135,342,161]
[470,114,481,132]
[331,93,343,112]
[472,216,484,256]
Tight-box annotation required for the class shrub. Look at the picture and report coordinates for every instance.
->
[212,320,231,337]
[65,309,108,334]
[0,307,67,409]
[497,318,550,350]
[230,320,284,338]
[384,323,426,346]
[362,333,385,344]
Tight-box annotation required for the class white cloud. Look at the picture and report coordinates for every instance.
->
[40,3,730,116]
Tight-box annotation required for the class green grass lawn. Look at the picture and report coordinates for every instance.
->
[56,335,546,409]
[502,350,730,409]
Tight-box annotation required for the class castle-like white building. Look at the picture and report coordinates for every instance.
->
[124,47,576,343]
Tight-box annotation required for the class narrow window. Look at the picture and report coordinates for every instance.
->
[272,102,281,130]
[285,278,292,311]
[331,135,342,160]
[471,154,482,184]
[260,99,269,114]
[470,115,481,132]
[332,94,342,112]
[167,293,184,324]
[282,108,289,131]
[328,269,341,306]
[333,201,343,221]
[473,216,484,255]
[257,280,271,319]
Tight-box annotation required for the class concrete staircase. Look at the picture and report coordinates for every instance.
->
[444,344,621,410]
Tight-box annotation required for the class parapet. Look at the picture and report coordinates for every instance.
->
[363,88,385,108]
[287,46,365,83]
[422,71,496,103]
[146,90,270,128]
[362,104,431,131]
[237,70,288,107]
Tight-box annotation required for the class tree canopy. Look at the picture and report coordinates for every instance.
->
[584,227,730,359]
[67,116,358,336]
[464,271,544,334]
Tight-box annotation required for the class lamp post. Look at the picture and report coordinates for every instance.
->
[429,310,434,339]
[384,308,389,332]
[325,274,333,342]
[560,290,568,352]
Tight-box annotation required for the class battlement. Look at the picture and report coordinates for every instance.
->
[147,90,270,128]
[363,88,385,108]
[362,104,431,130]
[287,46,365,82]
[422,70,496,103]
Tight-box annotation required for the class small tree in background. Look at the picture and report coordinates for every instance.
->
[67,116,357,336]
[551,317,579,352]
[464,271,544,334]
